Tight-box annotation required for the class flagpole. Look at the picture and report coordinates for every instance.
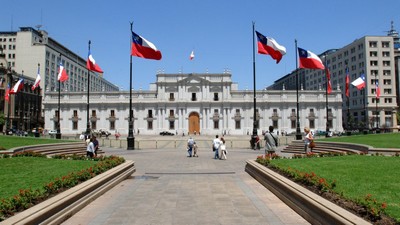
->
[251,22,258,150]
[56,57,62,139]
[363,86,368,134]
[36,63,42,138]
[345,63,351,135]
[127,22,135,150]
[295,40,302,140]
[86,41,91,137]
[324,55,330,138]
[375,74,380,133]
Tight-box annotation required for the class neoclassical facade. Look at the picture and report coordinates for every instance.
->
[43,73,343,135]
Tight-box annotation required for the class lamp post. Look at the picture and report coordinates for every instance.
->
[127,22,135,150]
[250,22,258,149]
[295,40,302,140]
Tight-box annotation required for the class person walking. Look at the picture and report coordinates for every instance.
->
[220,139,227,160]
[264,126,278,158]
[86,137,95,158]
[304,127,314,153]
[92,136,99,157]
[187,136,195,157]
[212,135,221,159]
[193,141,199,157]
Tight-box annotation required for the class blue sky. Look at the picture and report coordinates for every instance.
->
[1,0,399,90]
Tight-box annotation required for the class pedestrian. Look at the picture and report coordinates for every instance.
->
[187,136,195,157]
[254,135,260,150]
[86,137,95,158]
[212,135,221,159]
[79,133,85,141]
[220,140,227,160]
[92,136,99,157]
[304,127,314,153]
[193,141,199,157]
[264,126,278,158]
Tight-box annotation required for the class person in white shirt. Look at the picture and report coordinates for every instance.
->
[220,140,227,160]
[212,135,221,159]
[86,137,95,158]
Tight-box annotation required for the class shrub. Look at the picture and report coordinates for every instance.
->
[0,155,125,221]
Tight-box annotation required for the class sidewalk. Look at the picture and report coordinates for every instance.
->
[61,144,309,225]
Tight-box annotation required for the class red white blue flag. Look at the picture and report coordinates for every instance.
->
[256,31,286,64]
[131,31,162,60]
[86,50,103,73]
[298,48,325,69]
[10,78,24,94]
[58,62,69,82]
[351,74,366,90]
[32,67,41,91]
[376,80,381,98]
[4,84,10,102]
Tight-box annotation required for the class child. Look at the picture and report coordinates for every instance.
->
[220,140,227,160]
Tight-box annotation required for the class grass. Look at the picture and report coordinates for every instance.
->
[0,135,74,150]
[0,157,97,200]
[270,155,400,222]
[317,132,400,148]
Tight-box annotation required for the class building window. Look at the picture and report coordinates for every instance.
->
[309,120,315,129]
[384,98,392,103]
[382,42,390,48]
[214,121,219,129]
[213,93,219,101]
[169,121,175,130]
[383,61,390,66]
[73,110,78,117]
[110,110,115,117]
[369,51,377,57]
[235,121,241,129]
[383,79,391,85]
[273,120,278,129]
[383,89,391,94]
[110,121,115,130]
[383,70,391,76]
[148,121,153,130]
[291,120,296,129]
[169,109,174,117]
[369,41,377,48]
[191,93,197,101]
[370,61,378,66]
[169,93,174,101]
[382,51,390,57]
[148,109,153,118]
[72,121,78,130]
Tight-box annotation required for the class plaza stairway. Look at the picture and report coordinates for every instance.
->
[282,140,369,155]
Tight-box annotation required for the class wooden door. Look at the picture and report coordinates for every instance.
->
[189,112,200,134]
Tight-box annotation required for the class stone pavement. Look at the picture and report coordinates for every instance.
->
[61,139,309,225]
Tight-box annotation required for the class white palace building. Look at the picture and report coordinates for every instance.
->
[43,72,344,136]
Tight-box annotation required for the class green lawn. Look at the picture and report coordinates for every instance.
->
[0,135,74,150]
[0,157,97,200]
[270,155,400,222]
[318,132,400,148]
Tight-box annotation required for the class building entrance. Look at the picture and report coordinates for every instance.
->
[188,112,200,134]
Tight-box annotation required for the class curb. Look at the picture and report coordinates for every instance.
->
[1,160,135,225]
[245,160,371,225]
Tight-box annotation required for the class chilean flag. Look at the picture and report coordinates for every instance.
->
[189,50,195,60]
[376,80,381,99]
[58,62,69,82]
[131,31,162,60]
[351,74,366,90]
[31,67,41,91]
[298,47,325,69]
[326,68,332,94]
[9,78,24,94]
[86,50,103,73]
[4,84,10,102]
[256,31,286,63]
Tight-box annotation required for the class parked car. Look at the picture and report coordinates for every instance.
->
[49,130,57,135]
[159,131,174,136]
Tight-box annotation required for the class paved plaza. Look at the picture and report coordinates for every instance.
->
[61,135,309,225]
